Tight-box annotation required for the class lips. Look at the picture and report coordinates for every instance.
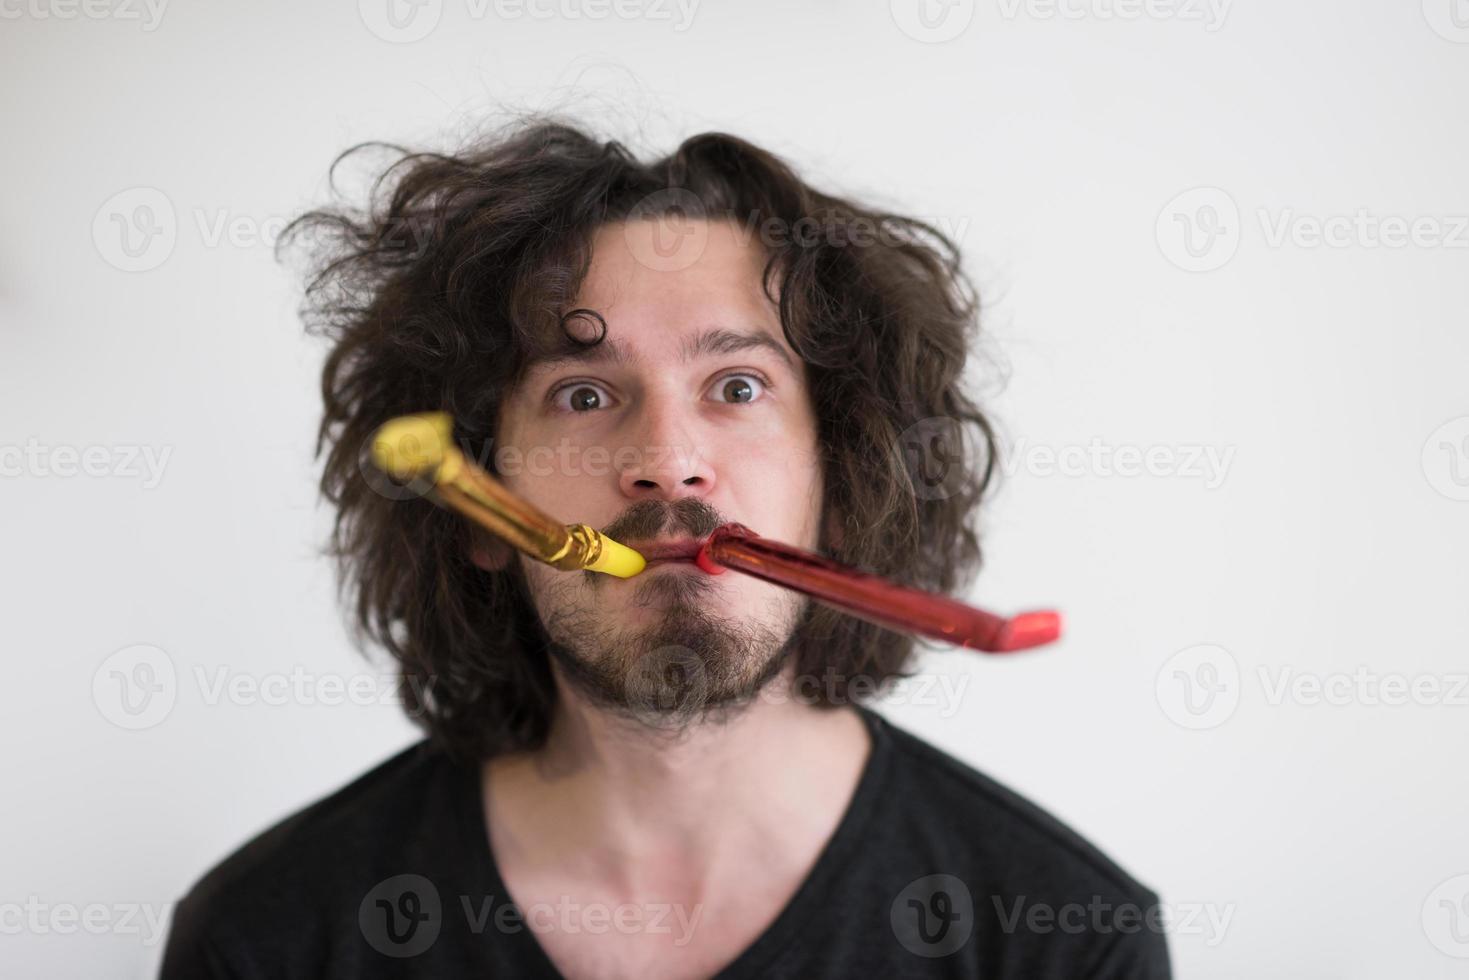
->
[627,539,705,563]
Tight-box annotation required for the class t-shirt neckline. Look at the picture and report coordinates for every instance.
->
[454,704,894,979]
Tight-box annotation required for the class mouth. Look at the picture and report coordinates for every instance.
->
[624,538,706,566]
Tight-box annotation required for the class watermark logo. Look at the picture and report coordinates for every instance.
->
[890,0,975,43]
[894,417,969,501]
[995,0,1231,31]
[1257,666,1469,708]
[94,646,433,728]
[1155,643,1239,729]
[359,0,443,42]
[624,644,710,727]
[191,665,434,713]
[1422,0,1469,43]
[624,189,711,274]
[0,0,169,30]
[492,0,700,30]
[1257,209,1469,250]
[891,873,975,956]
[359,0,700,42]
[729,211,972,252]
[357,422,450,503]
[493,895,702,941]
[756,668,973,718]
[92,187,176,273]
[991,894,1233,946]
[1156,187,1240,272]
[1159,647,1469,728]
[0,897,171,946]
[1000,436,1236,489]
[0,439,173,487]
[92,644,177,730]
[1422,416,1469,501]
[360,432,714,502]
[97,192,396,272]
[851,671,972,716]
[1423,874,1469,958]
[365,887,704,944]
[360,874,442,957]
[1160,189,1469,271]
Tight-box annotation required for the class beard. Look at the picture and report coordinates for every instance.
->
[523,500,809,734]
[536,568,808,734]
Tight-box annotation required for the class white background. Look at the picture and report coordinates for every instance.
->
[3,2,1468,977]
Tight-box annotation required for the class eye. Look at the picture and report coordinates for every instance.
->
[550,381,614,413]
[709,373,769,405]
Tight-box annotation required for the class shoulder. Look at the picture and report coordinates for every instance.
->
[869,707,1154,897]
[160,740,457,977]
[862,707,1172,976]
[178,740,448,909]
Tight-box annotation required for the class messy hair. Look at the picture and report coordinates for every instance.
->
[278,114,999,762]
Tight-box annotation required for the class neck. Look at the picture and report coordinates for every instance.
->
[482,664,872,894]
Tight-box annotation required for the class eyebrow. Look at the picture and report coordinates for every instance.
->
[525,326,796,376]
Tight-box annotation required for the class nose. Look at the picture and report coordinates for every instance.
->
[616,403,716,503]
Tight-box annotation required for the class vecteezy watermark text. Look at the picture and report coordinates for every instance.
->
[0,0,167,30]
[358,874,702,958]
[1158,187,1469,272]
[1156,644,1469,729]
[0,897,171,946]
[92,644,436,731]
[1,439,172,488]
[357,0,700,44]
[995,0,1231,31]
[990,894,1235,947]
[1001,437,1236,489]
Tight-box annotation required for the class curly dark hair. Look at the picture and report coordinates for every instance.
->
[277,113,1000,763]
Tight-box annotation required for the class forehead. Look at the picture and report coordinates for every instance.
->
[522,218,801,375]
[584,217,768,301]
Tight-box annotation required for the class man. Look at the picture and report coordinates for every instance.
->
[160,116,1171,978]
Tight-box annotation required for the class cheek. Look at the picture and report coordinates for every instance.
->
[721,429,824,544]
[495,409,568,507]
[522,558,557,598]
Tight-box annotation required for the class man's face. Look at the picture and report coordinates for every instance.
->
[491,218,825,724]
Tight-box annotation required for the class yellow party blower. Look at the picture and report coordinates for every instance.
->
[368,412,646,579]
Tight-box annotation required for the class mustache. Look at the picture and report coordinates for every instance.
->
[601,497,727,544]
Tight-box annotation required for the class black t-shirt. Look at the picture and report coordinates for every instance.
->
[160,705,1171,978]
